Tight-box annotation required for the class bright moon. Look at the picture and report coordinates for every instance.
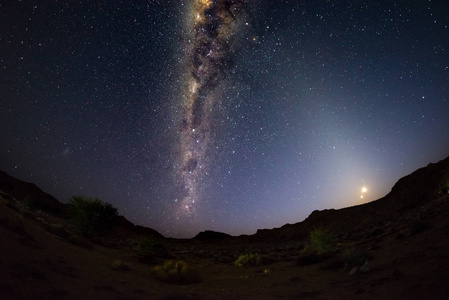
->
[360,186,368,199]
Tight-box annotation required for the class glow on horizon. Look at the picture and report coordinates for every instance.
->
[361,186,367,199]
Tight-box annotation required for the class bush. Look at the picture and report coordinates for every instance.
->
[307,228,336,254]
[152,260,201,284]
[67,196,118,238]
[234,253,261,267]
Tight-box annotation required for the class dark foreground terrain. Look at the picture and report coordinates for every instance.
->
[1,156,449,299]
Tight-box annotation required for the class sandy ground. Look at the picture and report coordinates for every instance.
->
[1,191,449,300]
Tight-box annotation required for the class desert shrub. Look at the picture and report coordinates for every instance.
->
[67,196,118,238]
[234,253,261,267]
[297,228,336,266]
[152,260,201,284]
[307,228,336,254]
[111,260,130,271]
[133,237,168,261]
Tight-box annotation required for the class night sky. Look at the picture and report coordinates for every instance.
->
[1,1,449,238]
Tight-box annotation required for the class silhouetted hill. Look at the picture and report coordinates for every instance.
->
[0,171,164,240]
[193,230,232,241]
[1,155,448,242]
[245,156,449,243]
[0,171,65,215]
[116,215,164,239]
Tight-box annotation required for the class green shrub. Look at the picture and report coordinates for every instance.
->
[67,196,118,238]
[234,253,261,267]
[152,260,201,284]
[303,228,336,255]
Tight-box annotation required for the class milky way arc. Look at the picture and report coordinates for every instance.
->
[175,0,251,218]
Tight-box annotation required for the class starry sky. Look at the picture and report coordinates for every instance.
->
[1,0,449,238]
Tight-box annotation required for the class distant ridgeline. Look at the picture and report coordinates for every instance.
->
[0,171,164,240]
[0,171,65,214]
[0,154,448,241]
[246,155,449,243]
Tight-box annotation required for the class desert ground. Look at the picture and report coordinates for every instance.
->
[1,156,449,299]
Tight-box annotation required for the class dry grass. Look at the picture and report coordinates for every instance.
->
[234,253,261,267]
[152,260,201,285]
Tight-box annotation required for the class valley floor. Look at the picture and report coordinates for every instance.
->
[1,194,449,299]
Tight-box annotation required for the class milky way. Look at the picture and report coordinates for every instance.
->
[175,0,250,217]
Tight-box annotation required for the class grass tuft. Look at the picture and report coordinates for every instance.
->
[152,260,201,285]
[234,253,261,267]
